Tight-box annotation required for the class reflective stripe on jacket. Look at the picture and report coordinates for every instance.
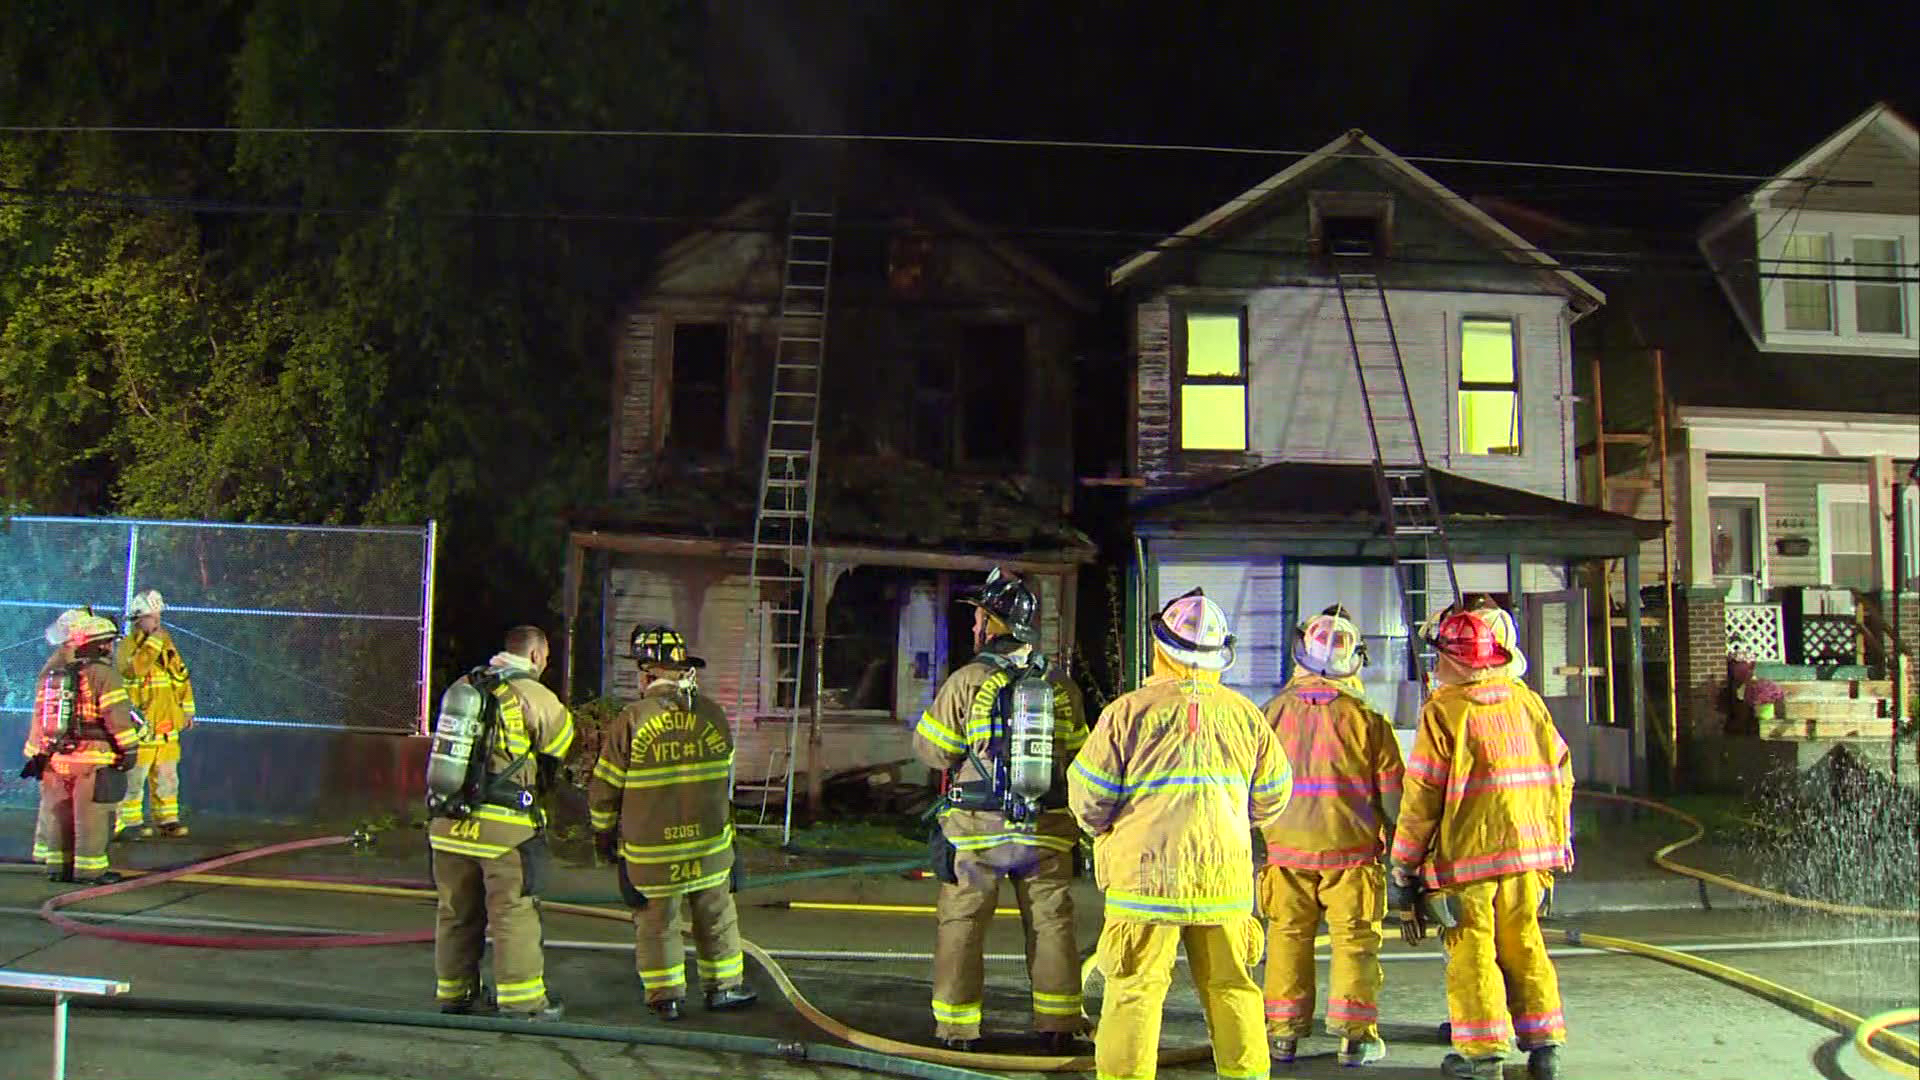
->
[912,646,1089,853]
[427,665,576,860]
[1067,673,1291,924]
[586,683,735,898]
[1390,675,1573,887]
[26,655,139,766]
[1259,674,1403,871]
[117,628,195,741]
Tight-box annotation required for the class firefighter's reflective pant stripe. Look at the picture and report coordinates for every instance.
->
[1258,862,1384,1040]
[117,741,184,829]
[932,844,1083,1040]
[37,762,113,878]
[432,845,550,1012]
[632,884,744,1004]
[1440,871,1567,1056]
[1094,916,1269,1080]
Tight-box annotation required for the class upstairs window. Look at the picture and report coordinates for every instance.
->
[666,322,728,455]
[1853,237,1906,335]
[1178,309,1247,452]
[1458,318,1520,456]
[1781,233,1835,331]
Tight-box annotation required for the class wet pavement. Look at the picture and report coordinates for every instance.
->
[0,834,1914,1080]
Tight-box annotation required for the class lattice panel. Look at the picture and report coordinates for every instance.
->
[1725,603,1787,662]
[1800,616,1860,665]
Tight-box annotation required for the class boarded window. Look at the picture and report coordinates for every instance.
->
[667,323,728,455]
[1853,237,1905,334]
[1179,310,1247,451]
[1458,318,1520,455]
[959,324,1025,467]
[1781,234,1833,331]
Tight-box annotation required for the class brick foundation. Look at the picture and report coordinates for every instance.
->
[1671,585,1728,784]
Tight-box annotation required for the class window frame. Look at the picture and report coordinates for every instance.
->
[1755,210,1920,349]
[1455,315,1523,457]
[1850,234,1908,337]
[1816,482,1875,589]
[1173,304,1251,455]
[1779,231,1837,333]
[659,318,735,457]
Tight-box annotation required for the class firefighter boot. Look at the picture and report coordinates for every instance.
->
[1528,1044,1563,1080]
[941,1037,977,1053]
[1271,1036,1299,1063]
[1440,1052,1503,1080]
[650,999,684,1022]
[505,995,565,1023]
[1038,1031,1092,1055]
[156,822,190,838]
[1339,1036,1388,1066]
[440,992,497,1016]
[72,871,124,887]
[705,986,758,1011]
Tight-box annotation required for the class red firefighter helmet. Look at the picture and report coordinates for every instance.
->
[1429,608,1512,670]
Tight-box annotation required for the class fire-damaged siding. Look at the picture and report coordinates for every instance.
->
[1133,289,1574,500]
[605,559,756,720]
[611,312,658,492]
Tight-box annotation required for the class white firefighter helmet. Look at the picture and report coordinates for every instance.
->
[1151,587,1236,672]
[1296,605,1366,678]
[127,589,165,618]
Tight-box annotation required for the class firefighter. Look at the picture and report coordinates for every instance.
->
[427,625,575,1020]
[23,611,139,884]
[588,623,756,1022]
[1068,587,1292,1080]
[1390,602,1573,1080]
[911,567,1091,1052]
[114,589,195,839]
[1258,605,1404,1067]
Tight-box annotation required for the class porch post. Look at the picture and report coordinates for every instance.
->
[1279,559,1299,683]
[1686,446,1712,587]
[1868,456,1896,591]
[1506,552,1525,648]
[1624,546,1649,790]
[561,538,584,704]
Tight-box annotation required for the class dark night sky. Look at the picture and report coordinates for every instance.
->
[704,2,1918,242]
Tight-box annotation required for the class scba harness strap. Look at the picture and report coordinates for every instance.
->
[941,650,1064,826]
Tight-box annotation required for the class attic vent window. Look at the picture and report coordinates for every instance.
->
[1324,215,1383,258]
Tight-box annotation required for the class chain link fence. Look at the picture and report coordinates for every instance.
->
[1,517,436,762]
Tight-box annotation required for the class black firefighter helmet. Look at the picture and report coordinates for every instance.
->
[961,567,1039,644]
[629,623,706,669]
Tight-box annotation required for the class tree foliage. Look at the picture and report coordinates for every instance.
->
[0,0,703,678]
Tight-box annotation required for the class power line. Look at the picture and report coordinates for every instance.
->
[0,123,1870,186]
[2,183,1912,284]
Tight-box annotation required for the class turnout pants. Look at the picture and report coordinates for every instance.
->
[931,843,1083,1040]
[1258,863,1385,1040]
[432,843,551,1013]
[1440,871,1567,1057]
[116,740,183,830]
[628,881,745,1003]
[1094,916,1269,1080]
[36,762,116,879]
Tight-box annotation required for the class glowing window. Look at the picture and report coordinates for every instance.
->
[1781,233,1833,331]
[1178,310,1247,451]
[1458,318,1520,456]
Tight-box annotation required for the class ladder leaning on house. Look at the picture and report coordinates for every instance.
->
[1332,242,1461,683]
[733,200,836,846]
[1587,348,1679,774]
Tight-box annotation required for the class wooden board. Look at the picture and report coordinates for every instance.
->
[1760,718,1895,740]
[1779,679,1893,702]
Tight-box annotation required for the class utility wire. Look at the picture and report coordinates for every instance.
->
[4,182,1908,284]
[0,123,1873,186]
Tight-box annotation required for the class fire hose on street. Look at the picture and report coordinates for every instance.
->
[14,790,1920,1077]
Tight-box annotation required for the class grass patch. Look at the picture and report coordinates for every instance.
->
[733,812,927,854]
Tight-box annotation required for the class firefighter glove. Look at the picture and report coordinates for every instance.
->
[112,750,137,772]
[593,830,618,863]
[19,754,48,780]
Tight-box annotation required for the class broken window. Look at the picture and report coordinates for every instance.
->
[1458,318,1520,456]
[667,322,728,455]
[910,338,957,467]
[960,324,1025,467]
[1178,309,1248,452]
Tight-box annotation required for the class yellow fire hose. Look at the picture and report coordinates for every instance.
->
[1856,1010,1920,1080]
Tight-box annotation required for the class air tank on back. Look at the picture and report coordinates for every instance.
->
[425,678,485,814]
[1007,679,1056,801]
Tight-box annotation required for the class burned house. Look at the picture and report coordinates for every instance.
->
[562,168,1096,815]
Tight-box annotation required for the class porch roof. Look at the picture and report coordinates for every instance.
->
[1132,463,1661,558]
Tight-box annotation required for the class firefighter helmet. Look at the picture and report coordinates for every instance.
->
[961,567,1039,645]
[64,612,120,656]
[1428,607,1511,670]
[1152,587,1236,672]
[629,623,705,669]
[1295,604,1366,677]
[127,589,165,618]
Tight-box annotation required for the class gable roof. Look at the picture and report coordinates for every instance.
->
[1701,102,1920,241]
[1107,128,1605,309]
[644,185,1095,314]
